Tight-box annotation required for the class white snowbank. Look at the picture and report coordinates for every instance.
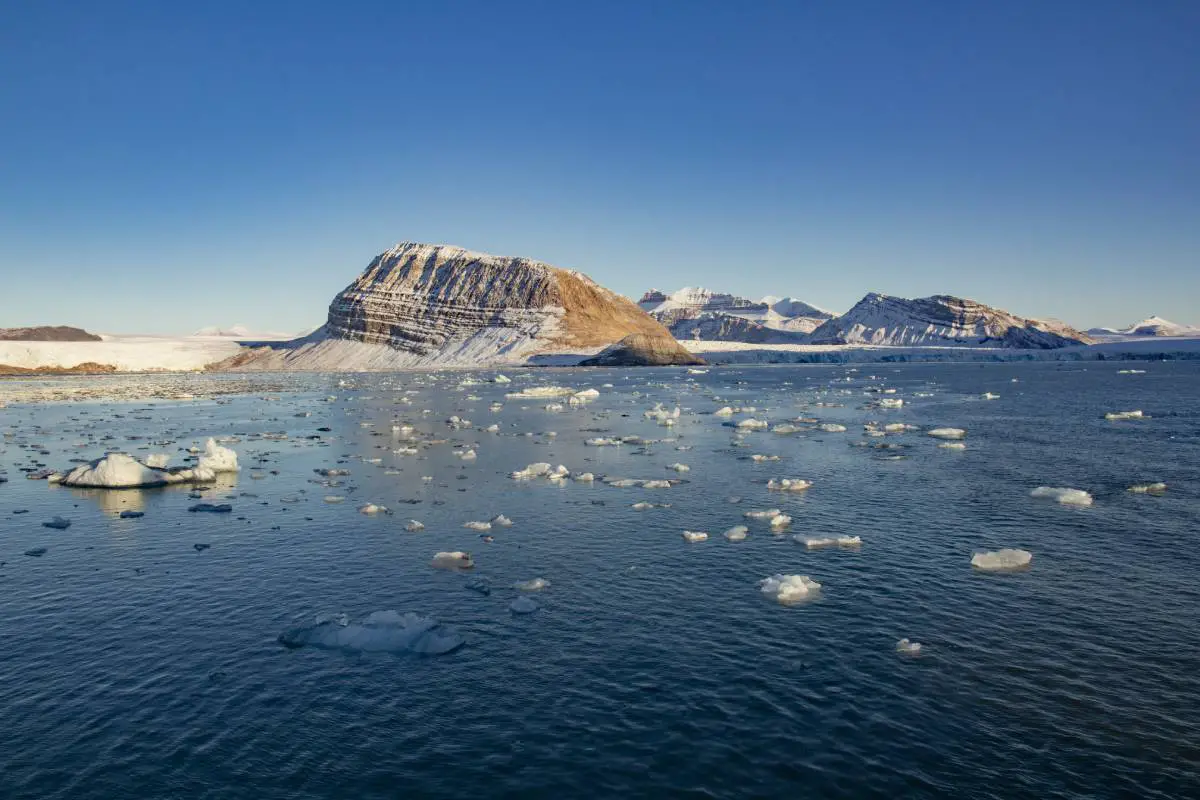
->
[278,611,464,655]
[1031,486,1093,506]
[971,548,1033,571]
[759,574,821,605]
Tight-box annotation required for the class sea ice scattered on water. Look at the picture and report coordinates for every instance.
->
[1105,410,1145,421]
[802,536,862,548]
[198,437,239,473]
[723,525,748,541]
[767,478,812,492]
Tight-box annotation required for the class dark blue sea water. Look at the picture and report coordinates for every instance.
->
[2,362,1199,799]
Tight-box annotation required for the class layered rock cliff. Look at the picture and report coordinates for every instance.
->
[217,243,697,370]
[806,293,1093,348]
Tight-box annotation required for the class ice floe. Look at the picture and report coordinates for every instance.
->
[759,574,821,605]
[896,638,922,654]
[1128,482,1167,495]
[768,514,792,529]
[464,521,492,531]
[927,428,966,440]
[971,548,1033,572]
[359,503,391,515]
[510,596,539,614]
[801,536,862,548]
[1030,487,1093,506]
[278,611,464,655]
[514,577,550,592]
[744,509,782,520]
[1104,410,1144,421]
[431,551,474,569]
[198,437,239,473]
[505,386,575,399]
[723,525,748,541]
[404,520,425,531]
[767,478,812,492]
[42,516,71,529]
[681,530,709,542]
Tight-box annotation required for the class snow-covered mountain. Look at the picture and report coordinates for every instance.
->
[217,242,698,370]
[638,287,833,341]
[807,293,1092,348]
[1100,316,1197,337]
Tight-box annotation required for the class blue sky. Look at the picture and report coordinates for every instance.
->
[2,0,1197,334]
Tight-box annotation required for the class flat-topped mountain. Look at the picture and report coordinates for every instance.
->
[218,242,699,370]
[0,326,101,342]
[807,293,1093,348]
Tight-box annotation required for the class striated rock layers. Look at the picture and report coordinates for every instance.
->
[807,293,1093,348]
[0,326,101,342]
[217,242,697,370]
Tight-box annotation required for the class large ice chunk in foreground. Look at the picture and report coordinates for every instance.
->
[61,453,171,488]
[198,437,240,473]
[1031,487,1093,506]
[278,611,464,655]
[759,574,822,605]
[971,548,1033,572]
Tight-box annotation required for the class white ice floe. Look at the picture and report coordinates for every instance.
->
[667,463,690,472]
[641,479,673,489]
[801,536,862,548]
[723,525,748,542]
[769,514,792,529]
[573,472,595,483]
[714,406,735,417]
[971,548,1033,571]
[1030,487,1093,506]
[198,437,239,473]
[431,551,474,569]
[514,577,550,592]
[1128,482,1167,495]
[485,424,500,433]
[896,638,922,654]
[737,418,769,430]
[1104,410,1144,421]
[927,428,966,440]
[982,392,1000,400]
[456,449,477,460]
[278,611,464,655]
[323,495,345,503]
[510,596,539,614]
[586,437,622,447]
[744,509,783,520]
[505,386,575,399]
[569,388,600,404]
[359,503,391,515]
[511,462,553,479]
[404,520,425,531]
[877,398,904,408]
[751,454,780,462]
[938,442,967,450]
[759,574,821,605]
[464,521,492,531]
[768,478,812,492]
[681,530,709,542]
[493,374,512,383]
[491,514,513,527]
[60,452,214,488]
[818,424,847,433]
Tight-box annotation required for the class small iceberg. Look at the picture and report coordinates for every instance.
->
[714,406,735,417]
[736,418,769,430]
[971,548,1032,572]
[723,525,748,542]
[1031,487,1093,506]
[667,463,690,472]
[767,478,812,492]
[431,551,474,569]
[877,398,903,409]
[982,392,1000,400]
[514,577,550,592]
[1128,482,1167,495]
[404,520,425,531]
[60,452,214,489]
[801,536,862,549]
[768,513,792,529]
[938,442,967,450]
[359,503,391,515]
[491,514,513,527]
[744,509,782,520]
[510,596,539,614]
[818,424,847,433]
[927,428,966,440]
[505,386,575,399]
[464,521,492,531]
[681,530,709,543]
[278,611,464,655]
[896,638,922,655]
[198,437,240,473]
[759,574,821,605]
[1105,410,1144,421]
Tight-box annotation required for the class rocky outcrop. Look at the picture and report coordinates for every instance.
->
[666,312,805,344]
[0,326,101,342]
[579,334,705,367]
[216,242,685,370]
[806,293,1093,348]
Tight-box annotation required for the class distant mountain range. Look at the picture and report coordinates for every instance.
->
[638,287,835,342]
[1086,316,1200,338]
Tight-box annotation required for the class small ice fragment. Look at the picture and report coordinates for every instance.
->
[681,530,709,542]
[818,424,847,433]
[768,478,812,492]
[938,442,967,450]
[491,514,513,527]
[759,574,821,605]
[323,495,345,503]
[737,418,769,430]
[801,535,862,548]
[982,392,1000,400]
[896,638,922,654]
[1105,410,1144,421]
[514,577,550,592]
[1030,487,1093,506]
[404,520,425,531]
[464,521,491,531]
[971,548,1033,571]
[573,472,595,483]
[431,551,474,569]
[667,463,690,472]
[358,503,391,515]
[751,454,780,462]
[723,525,748,542]
[714,406,735,417]
[144,453,171,468]
[198,437,239,473]
[1128,482,1167,495]
[744,509,782,520]
[927,428,966,440]
[877,398,903,408]
[769,514,792,529]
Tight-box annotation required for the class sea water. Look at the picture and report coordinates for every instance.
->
[1,362,1198,798]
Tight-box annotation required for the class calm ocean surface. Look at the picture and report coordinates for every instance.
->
[2,362,1198,799]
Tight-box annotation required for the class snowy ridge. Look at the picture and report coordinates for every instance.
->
[639,286,833,342]
[806,293,1091,348]
[1088,315,1199,338]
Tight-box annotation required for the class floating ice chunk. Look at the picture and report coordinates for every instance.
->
[506,386,574,399]
[485,424,500,433]
[681,530,709,542]
[608,479,639,488]
[771,424,801,435]
[198,437,239,473]
[144,453,171,468]
[818,424,847,433]
[938,442,967,450]
[768,478,812,492]
[1128,482,1167,495]
[464,520,492,531]
[927,428,966,440]
[359,503,391,515]
[971,548,1033,571]
[877,398,903,408]
[667,463,690,472]
[759,574,821,605]
[569,389,600,404]
[456,449,477,460]
[511,462,552,479]
[404,520,425,531]
[737,418,769,430]
[714,406,735,417]
[1118,369,1146,374]
[278,611,464,655]
[896,638,922,654]
[687,368,708,374]
[1030,487,1093,506]
[188,503,232,513]
[631,502,655,511]
[316,467,351,477]
[723,525,748,541]
[514,577,550,592]
[744,509,782,520]
[491,514,513,527]
[493,374,512,383]
[510,596,539,614]
[573,472,595,483]
[323,495,345,503]
[544,403,565,412]
[641,479,673,489]
[751,454,780,462]
[586,437,622,446]
[982,392,1000,400]
[61,453,170,488]
[801,536,862,548]
[769,514,792,529]
[431,551,474,569]
[1105,410,1144,421]
[42,516,71,529]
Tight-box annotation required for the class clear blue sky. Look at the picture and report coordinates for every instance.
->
[2,0,1197,334]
